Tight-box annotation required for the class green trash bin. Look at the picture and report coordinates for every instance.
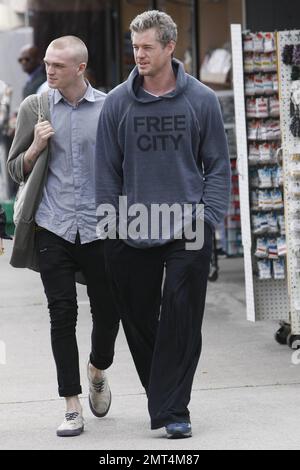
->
[1,200,15,236]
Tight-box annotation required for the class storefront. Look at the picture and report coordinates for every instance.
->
[0,0,244,248]
[27,0,243,90]
[5,0,300,250]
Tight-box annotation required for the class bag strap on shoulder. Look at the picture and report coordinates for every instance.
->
[37,90,50,123]
[37,94,43,123]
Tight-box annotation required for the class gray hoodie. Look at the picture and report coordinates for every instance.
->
[95,59,231,248]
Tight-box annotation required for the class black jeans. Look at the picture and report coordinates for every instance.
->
[37,229,120,397]
[104,223,212,429]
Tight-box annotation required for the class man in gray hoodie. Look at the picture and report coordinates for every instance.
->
[95,10,231,439]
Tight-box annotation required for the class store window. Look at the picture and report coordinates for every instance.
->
[27,0,200,88]
[120,0,197,80]
[157,0,197,76]
[198,0,243,90]
[120,0,153,81]
[27,0,120,91]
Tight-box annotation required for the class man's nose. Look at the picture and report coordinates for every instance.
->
[136,48,145,59]
[47,64,55,74]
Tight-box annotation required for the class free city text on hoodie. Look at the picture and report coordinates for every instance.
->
[95,59,231,248]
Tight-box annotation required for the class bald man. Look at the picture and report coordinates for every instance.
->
[18,45,46,98]
[9,36,119,437]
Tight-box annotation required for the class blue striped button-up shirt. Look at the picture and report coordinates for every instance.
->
[35,84,106,244]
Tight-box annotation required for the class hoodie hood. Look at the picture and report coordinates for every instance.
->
[127,58,188,103]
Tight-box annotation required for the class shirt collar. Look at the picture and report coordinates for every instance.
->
[53,81,95,105]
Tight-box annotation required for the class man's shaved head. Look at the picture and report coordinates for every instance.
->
[20,44,40,59]
[18,44,42,73]
[44,36,89,92]
[48,36,88,64]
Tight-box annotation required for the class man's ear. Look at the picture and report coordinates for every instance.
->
[167,40,176,56]
[78,63,86,75]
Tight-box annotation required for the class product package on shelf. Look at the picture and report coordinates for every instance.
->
[216,90,242,256]
[231,24,289,323]
[242,31,286,281]
[225,159,243,256]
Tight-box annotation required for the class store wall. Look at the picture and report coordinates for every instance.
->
[246,0,300,32]
[157,0,195,75]
[121,0,245,82]
[28,0,117,90]
[27,0,245,89]
[199,0,243,64]
[120,0,152,80]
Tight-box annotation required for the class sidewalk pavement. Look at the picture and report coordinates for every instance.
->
[0,241,299,450]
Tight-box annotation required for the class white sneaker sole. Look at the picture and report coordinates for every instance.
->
[56,425,84,437]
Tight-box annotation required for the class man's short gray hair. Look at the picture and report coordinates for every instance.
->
[130,10,177,47]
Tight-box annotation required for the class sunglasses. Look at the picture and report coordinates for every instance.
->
[18,57,31,63]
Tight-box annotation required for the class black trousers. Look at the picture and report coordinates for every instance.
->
[104,223,212,429]
[37,229,120,397]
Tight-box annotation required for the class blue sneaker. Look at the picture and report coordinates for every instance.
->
[165,422,192,439]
